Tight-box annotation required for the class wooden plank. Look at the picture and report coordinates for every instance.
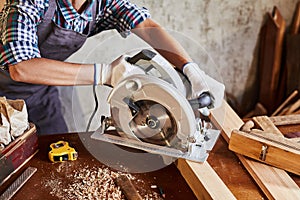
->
[290,2,300,34]
[252,116,283,136]
[286,34,300,95]
[258,7,286,114]
[286,2,300,95]
[269,114,300,126]
[271,90,298,116]
[277,100,300,116]
[211,101,300,200]
[176,159,236,200]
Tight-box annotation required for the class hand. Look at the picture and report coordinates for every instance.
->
[95,55,145,86]
[183,62,225,109]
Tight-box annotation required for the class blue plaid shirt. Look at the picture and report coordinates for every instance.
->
[0,0,150,67]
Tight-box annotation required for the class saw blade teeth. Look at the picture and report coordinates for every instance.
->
[129,100,177,146]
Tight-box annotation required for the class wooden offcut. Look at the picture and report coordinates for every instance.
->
[114,175,143,200]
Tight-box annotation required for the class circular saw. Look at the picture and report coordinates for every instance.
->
[91,49,220,162]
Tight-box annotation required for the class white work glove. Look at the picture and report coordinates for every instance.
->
[94,55,145,87]
[183,62,225,109]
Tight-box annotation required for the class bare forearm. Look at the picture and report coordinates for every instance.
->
[8,58,94,86]
[133,19,192,70]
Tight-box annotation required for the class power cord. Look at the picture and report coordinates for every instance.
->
[86,84,99,132]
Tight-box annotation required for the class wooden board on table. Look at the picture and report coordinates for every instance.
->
[176,159,236,200]
[211,101,300,200]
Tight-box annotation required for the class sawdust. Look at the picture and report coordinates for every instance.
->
[43,165,162,200]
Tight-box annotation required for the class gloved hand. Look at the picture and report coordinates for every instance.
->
[183,62,225,109]
[94,55,145,87]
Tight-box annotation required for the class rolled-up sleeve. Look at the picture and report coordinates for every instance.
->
[0,0,44,68]
[94,0,151,37]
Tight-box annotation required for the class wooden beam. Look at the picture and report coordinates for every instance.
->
[269,114,300,126]
[211,101,300,200]
[176,159,236,200]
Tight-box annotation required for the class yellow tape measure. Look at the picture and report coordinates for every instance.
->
[48,141,78,162]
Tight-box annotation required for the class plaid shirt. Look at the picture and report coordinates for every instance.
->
[0,0,150,67]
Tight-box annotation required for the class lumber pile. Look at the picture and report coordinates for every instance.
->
[245,2,300,118]
[211,101,300,200]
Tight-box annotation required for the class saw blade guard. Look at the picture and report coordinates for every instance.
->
[107,74,196,149]
[125,49,187,97]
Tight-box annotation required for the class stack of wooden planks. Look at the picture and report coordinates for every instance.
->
[212,101,300,199]
[246,2,300,117]
[177,101,300,199]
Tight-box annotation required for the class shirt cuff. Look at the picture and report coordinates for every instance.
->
[0,41,41,66]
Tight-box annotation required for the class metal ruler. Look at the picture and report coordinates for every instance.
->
[0,167,37,200]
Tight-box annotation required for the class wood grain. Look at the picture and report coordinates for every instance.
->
[211,101,300,200]
[114,175,143,200]
[286,3,300,95]
[252,116,283,136]
[258,7,286,114]
[176,159,236,200]
[290,2,300,34]
[270,114,300,126]
[229,129,300,175]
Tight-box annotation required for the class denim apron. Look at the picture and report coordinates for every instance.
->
[0,0,97,134]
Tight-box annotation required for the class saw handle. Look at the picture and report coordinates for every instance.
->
[126,49,156,64]
[188,92,212,109]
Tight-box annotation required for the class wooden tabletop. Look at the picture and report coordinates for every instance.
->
[1,131,299,199]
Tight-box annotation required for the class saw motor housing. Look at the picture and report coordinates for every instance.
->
[91,49,220,162]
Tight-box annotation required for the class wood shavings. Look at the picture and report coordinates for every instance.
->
[44,166,124,199]
[43,165,161,200]
[143,192,162,200]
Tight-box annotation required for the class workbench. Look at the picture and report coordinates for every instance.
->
[0,102,299,199]
[0,133,264,199]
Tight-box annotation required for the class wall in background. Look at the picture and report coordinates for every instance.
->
[129,0,299,113]
[65,0,299,132]
[1,1,299,131]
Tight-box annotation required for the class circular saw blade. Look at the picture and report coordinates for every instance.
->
[129,100,177,146]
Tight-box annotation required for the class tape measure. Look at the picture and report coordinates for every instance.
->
[48,141,78,162]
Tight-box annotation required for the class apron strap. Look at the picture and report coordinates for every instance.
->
[44,0,57,20]
[88,0,98,33]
